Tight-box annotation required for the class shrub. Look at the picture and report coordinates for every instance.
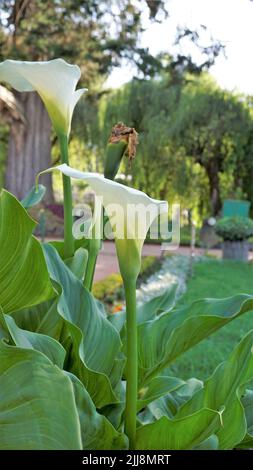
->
[215,216,253,241]
[92,273,123,303]
[138,255,162,283]
[92,256,162,305]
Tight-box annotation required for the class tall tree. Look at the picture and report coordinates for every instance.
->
[0,0,167,200]
[100,75,253,216]
[171,76,253,215]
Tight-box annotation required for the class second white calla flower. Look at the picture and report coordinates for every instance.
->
[0,59,87,136]
[41,164,168,281]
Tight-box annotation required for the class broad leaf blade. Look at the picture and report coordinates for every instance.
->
[137,283,178,323]
[136,408,221,450]
[146,377,203,420]
[237,388,253,448]
[176,330,253,449]
[138,294,253,385]
[108,284,178,333]
[43,243,124,408]
[0,308,65,368]
[194,435,219,450]
[137,376,184,412]
[12,299,63,341]
[0,342,82,450]
[49,238,89,260]
[67,372,128,450]
[0,190,55,313]
[64,247,88,280]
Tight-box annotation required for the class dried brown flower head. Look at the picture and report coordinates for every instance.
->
[108,122,138,163]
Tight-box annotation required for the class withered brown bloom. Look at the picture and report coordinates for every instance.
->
[108,122,138,162]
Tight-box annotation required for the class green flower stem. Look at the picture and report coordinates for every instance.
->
[58,134,74,259]
[83,204,103,290]
[83,241,100,291]
[124,278,138,450]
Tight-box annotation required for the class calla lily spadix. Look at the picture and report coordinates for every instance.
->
[0,59,87,136]
[39,163,168,282]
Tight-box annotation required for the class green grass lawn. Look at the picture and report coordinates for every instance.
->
[170,258,253,380]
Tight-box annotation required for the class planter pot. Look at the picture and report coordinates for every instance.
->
[222,240,249,261]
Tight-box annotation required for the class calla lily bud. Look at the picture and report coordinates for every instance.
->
[104,122,138,180]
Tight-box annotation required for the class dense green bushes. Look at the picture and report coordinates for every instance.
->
[215,217,253,241]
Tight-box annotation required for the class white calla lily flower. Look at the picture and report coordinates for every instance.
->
[0,59,87,136]
[45,164,168,281]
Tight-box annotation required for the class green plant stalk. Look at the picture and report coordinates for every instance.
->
[58,134,74,259]
[124,279,138,450]
[83,202,103,290]
[84,241,100,291]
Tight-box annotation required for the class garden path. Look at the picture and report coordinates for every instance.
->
[94,241,222,281]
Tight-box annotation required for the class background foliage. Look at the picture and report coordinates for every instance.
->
[0,0,236,220]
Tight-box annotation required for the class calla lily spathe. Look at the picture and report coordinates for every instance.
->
[0,59,86,136]
[42,164,168,281]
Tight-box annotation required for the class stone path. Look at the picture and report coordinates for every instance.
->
[94,241,222,281]
[136,254,190,304]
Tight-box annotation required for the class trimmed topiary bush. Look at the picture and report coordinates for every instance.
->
[215,216,253,261]
[215,216,253,241]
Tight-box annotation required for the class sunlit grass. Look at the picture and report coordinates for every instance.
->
[171,259,253,380]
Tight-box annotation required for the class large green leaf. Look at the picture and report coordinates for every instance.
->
[100,390,126,431]
[137,376,184,412]
[101,376,185,432]
[0,341,126,450]
[194,435,219,450]
[143,378,203,421]
[236,388,253,448]
[49,238,89,260]
[136,407,222,450]
[64,247,88,280]
[176,330,253,449]
[42,243,124,408]
[0,190,55,313]
[67,372,127,450]
[108,284,178,333]
[0,307,65,368]
[0,342,82,450]
[137,283,178,323]
[12,299,63,341]
[138,294,253,385]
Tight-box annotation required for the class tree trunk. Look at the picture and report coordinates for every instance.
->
[205,162,221,216]
[5,92,54,203]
